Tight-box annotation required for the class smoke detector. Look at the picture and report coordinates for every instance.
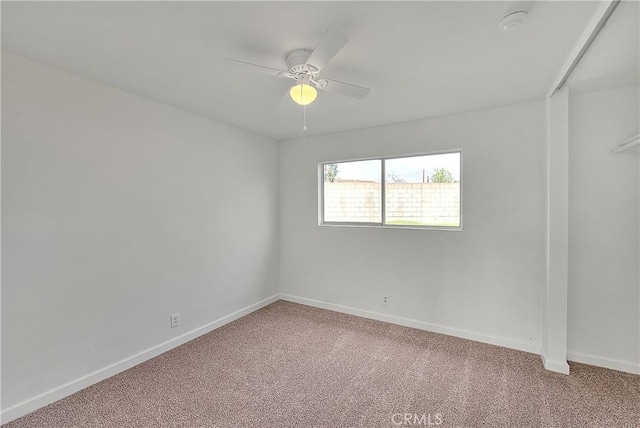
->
[500,10,528,31]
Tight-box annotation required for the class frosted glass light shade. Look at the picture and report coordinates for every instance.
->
[290,83,317,106]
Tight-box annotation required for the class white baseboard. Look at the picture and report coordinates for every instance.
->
[540,352,571,374]
[279,294,540,355]
[0,294,280,425]
[567,350,640,375]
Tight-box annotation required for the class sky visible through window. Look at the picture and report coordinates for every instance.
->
[331,153,460,183]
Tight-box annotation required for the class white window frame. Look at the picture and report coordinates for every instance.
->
[318,149,463,231]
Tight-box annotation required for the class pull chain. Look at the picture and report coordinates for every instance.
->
[302,104,307,131]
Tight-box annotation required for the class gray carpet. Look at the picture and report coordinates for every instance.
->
[4,301,639,427]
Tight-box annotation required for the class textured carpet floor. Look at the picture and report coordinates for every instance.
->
[4,301,639,427]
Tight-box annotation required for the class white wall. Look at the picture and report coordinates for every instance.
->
[567,85,640,372]
[1,53,279,413]
[279,101,546,352]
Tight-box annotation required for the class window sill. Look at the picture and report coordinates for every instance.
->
[319,223,463,231]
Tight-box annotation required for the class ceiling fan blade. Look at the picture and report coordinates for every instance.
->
[305,29,349,72]
[319,78,370,99]
[226,58,289,78]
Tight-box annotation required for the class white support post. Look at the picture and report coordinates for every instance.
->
[542,89,570,374]
[540,0,621,376]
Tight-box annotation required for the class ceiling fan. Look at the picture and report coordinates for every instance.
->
[227,29,370,110]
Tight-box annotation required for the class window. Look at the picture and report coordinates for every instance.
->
[321,151,461,229]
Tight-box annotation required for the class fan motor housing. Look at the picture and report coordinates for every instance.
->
[286,49,319,76]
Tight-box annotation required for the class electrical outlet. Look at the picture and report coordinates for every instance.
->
[383,296,389,305]
[170,313,181,328]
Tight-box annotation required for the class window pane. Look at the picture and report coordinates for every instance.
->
[323,160,382,223]
[384,153,461,227]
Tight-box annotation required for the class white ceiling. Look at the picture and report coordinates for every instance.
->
[2,1,602,141]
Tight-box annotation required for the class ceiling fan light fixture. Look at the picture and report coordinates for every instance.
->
[290,83,317,106]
